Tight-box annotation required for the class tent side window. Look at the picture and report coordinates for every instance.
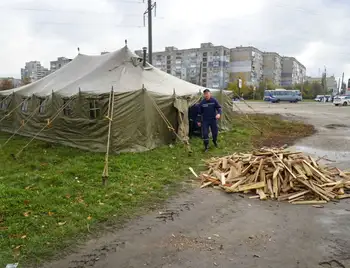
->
[89,99,100,119]
[0,97,8,110]
[39,98,46,114]
[63,99,72,116]
[21,99,29,112]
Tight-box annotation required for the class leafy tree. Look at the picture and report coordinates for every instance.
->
[227,73,251,98]
[0,79,14,91]
[22,77,31,85]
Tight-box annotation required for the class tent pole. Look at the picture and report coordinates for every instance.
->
[102,86,115,186]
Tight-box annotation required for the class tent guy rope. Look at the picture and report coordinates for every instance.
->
[0,100,44,149]
[14,97,75,158]
[146,90,192,152]
[228,90,272,127]
[0,96,31,124]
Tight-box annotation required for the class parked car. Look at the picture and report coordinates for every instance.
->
[333,95,350,106]
[314,95,332,102]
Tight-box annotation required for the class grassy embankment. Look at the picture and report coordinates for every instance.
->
[0,114,315,266]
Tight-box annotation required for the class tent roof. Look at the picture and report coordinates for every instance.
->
[0,46,207,97]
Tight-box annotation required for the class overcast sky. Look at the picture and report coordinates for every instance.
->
[0,0,349,82]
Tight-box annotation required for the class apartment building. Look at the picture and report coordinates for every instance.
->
[50,57,72,73]
[137,43,230,89]
[21,61,49,82]
[281,57,306,87]
[263,52,282,85]
[229,46,264,86]
[305,75,338,93]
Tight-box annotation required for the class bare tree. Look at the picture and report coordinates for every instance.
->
[0,79,14,91]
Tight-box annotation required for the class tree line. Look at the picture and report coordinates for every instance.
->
[0,77,31,91]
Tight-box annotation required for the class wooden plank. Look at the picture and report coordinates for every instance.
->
[270,151,297,179]
[227,166,238,180]
[302,162,313,177]
[302,160,333,183]
[272,167,280,198]
[288,190,310,200]
[254,159,264,182]
[225,177,248,192]
[189,167,198,178]
[222,158,228,170]
[297,178,330,201]
[292,200,327,205]
[237,181,266,192]
[309,156,318,168]
[200,181,213,188]
[257,189,267,200]
[220,173,226,186]
[336,194,350,199]
[267,179,274,199]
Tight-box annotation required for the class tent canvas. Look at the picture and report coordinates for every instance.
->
[0,46,235,153]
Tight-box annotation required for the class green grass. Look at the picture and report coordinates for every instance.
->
[0,115,315,267]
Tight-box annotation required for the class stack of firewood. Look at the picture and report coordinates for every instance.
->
[198,148,350,204]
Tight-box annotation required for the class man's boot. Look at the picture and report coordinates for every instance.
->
[204,142,209,152]
[213,140,218,148]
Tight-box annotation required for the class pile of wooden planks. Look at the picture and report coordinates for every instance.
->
[199,148,350,204]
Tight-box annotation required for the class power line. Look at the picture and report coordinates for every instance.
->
[0,6,142,15]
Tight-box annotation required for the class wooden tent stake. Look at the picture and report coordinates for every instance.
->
[102,87,115,186]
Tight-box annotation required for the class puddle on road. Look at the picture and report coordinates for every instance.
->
[294,146,350,162]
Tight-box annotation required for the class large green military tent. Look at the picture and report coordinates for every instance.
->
[0,46,234,153]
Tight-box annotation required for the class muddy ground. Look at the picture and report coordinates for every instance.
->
[46,102,350,268]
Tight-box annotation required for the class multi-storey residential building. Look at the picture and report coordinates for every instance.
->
[263,52,282,85]
[136,44,306,89]
[136,43,230,89]
[229,46,264,86]
[50,57,72,73]
[305,75,338,94]
[281,57,306,87]
[21,61,49,82]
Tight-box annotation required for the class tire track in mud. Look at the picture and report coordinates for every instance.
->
[66,198,197,268]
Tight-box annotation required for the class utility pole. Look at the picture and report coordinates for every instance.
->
[323,66,327,102]
[341,72,344,94]
[338,77,341,95]
[143,0,156,64]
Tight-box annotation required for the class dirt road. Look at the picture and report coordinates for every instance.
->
[46,102,350,268]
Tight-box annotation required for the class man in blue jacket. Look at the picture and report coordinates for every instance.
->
[197,89,222,152]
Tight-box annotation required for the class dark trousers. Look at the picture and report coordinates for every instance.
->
[202,119,218,147]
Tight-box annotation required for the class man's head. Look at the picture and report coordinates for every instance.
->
[203,89,211,100]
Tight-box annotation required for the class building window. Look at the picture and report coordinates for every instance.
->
[0,98,8,110]
[202,68,207,73]
[21,99,29,112]
[89,99,100,119]
[39,98,46,114]
[167,70,171,74]
[167,60,171,64]
[203,58,207,62]
[63,99,72,116]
